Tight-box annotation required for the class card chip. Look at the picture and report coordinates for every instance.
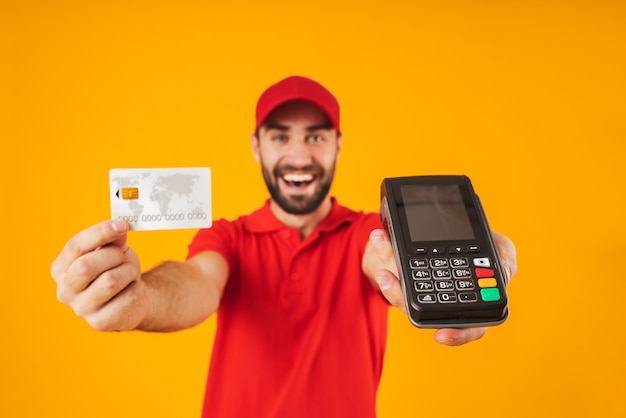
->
[121,187,139,200]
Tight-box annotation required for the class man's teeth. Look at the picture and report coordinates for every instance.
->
[283,173,314,182]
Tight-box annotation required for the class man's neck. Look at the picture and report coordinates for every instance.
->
[269,197,333,239]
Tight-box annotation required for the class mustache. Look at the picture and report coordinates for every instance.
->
[274,164,324,176]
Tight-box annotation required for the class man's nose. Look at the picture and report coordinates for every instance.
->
[286,138,313,165]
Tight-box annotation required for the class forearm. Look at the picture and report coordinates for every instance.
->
[137,258,224,332]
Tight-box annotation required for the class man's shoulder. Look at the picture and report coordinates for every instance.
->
[322,198,382,234]
[331,198,379,221]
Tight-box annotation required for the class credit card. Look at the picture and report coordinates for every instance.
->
[109,167,212,231]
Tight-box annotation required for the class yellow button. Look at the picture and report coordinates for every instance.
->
[478,278,497,288]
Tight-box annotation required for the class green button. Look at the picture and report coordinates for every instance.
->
[481,288,501,302]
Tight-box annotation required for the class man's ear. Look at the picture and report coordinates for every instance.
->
[336,134,343,161]
[250,133,260,163]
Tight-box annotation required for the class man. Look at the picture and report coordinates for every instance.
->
[51,75,517,417]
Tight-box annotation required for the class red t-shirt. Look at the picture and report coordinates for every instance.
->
[187,198,389,418]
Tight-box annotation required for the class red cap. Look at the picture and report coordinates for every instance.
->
[255,75,341,135]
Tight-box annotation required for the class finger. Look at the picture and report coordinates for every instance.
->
[369,229,398,275]
[433,327,487,346]
[51,220,129,281]
[69,261,141,318]
[492,231,517,284]
[83,280,149,332]
[374,268,406,313]
[61,245,127,295]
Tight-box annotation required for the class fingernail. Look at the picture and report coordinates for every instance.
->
[375,274,392,291]
[370,231,385,247]
[111,219,127,233]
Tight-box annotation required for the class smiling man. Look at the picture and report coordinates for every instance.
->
[257,103,335,215]
[51,75,517,418]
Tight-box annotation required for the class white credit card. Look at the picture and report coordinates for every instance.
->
[109,167,212,231]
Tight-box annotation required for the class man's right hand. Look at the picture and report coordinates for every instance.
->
[51,219,150,332]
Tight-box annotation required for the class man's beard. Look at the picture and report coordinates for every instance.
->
[261,161,335,215]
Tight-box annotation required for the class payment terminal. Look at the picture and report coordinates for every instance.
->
[380,175,508,328]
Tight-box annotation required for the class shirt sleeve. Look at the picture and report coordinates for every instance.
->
[186,219,237,263]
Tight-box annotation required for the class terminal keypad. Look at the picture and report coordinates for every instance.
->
[409,246,501,305]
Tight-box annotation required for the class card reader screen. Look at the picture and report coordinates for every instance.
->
[400,184,475,242]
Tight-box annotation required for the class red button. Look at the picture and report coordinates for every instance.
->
[475,268,495,278]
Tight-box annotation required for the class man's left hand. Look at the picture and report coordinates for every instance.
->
[368,229,517,346]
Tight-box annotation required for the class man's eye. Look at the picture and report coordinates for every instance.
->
[272,134,287,142]
[307,135,324,143]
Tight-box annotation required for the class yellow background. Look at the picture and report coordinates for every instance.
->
[2,0,625,417]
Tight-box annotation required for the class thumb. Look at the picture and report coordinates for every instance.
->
[369,229,398,275]
[108,219,130,251]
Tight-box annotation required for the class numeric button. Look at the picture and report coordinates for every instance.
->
[412,270,431,280]
[409,259,428,269]
[450,257,469,268]
[453,268,472,279]
[414,281,434,292]
[455,280,475,291]
[435,280,455,291]
[438,292,457,303]
[429,258,449,269]
[433,269,452,279]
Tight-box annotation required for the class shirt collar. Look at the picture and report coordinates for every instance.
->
[243,197,359,234]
